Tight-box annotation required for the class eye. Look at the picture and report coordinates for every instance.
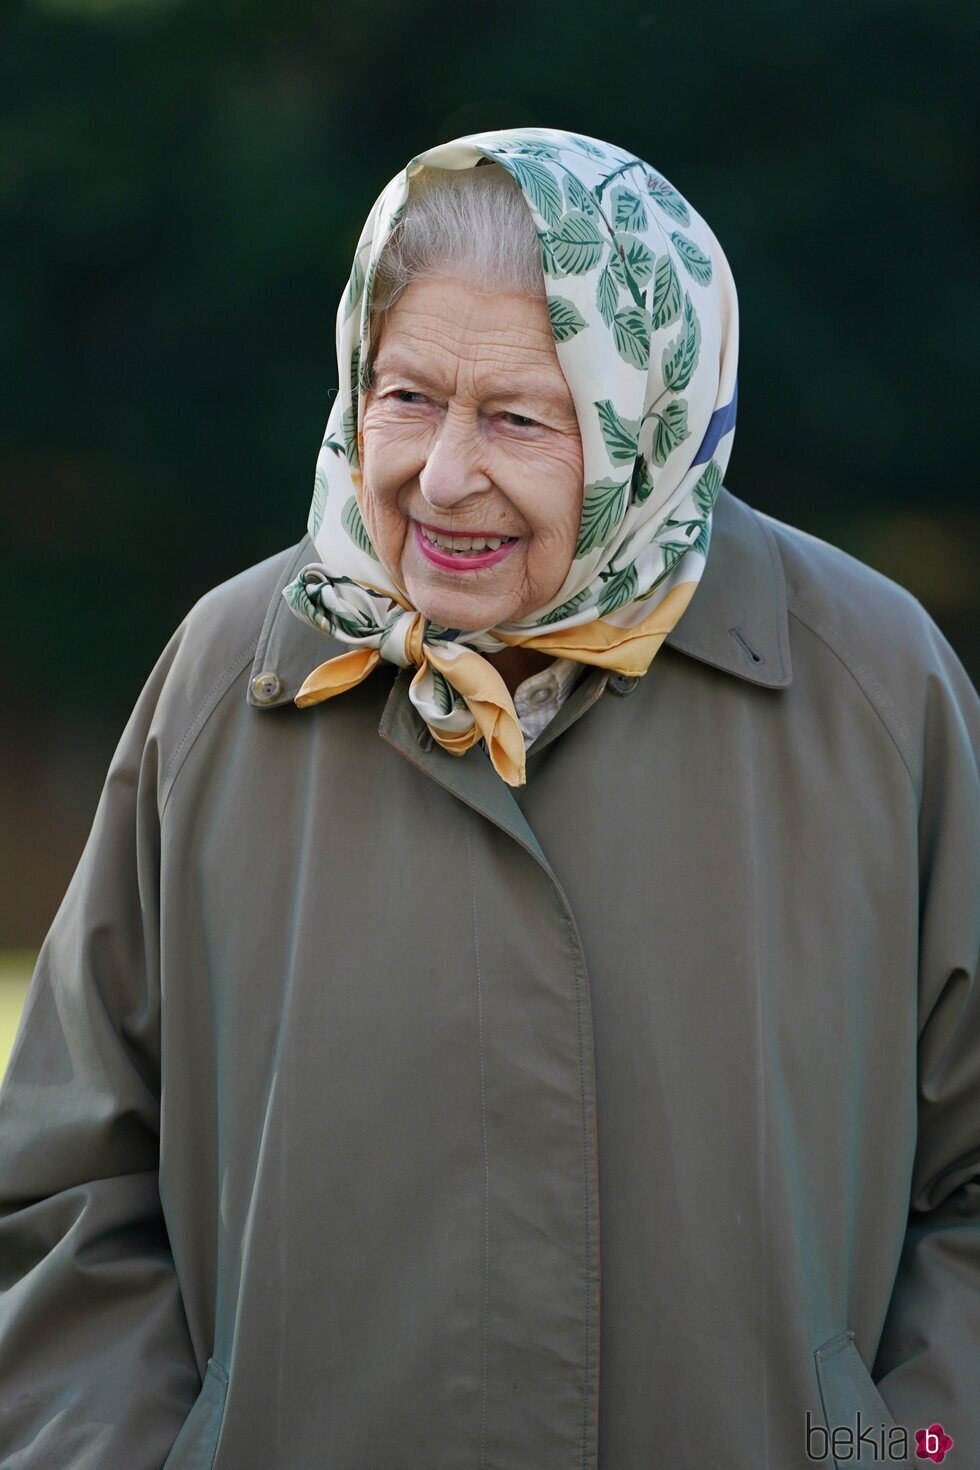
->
[503,412,538,428]
[390,390,427,404]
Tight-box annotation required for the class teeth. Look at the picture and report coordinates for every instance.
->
[421,527,514,553]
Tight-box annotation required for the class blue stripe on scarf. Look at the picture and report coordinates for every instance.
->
[691,380,738,466]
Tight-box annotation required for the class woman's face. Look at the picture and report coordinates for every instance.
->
[360,275,584,631]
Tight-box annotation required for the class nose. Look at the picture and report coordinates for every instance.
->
[418,412,492,513]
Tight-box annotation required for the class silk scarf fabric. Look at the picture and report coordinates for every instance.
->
[282,127,739,786]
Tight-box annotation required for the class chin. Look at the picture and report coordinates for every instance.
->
[407,584,514,633]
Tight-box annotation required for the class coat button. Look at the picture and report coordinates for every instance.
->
[608,672,639,696]
[251,670,282,703]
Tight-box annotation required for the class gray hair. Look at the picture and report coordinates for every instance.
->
[368,163,546,332]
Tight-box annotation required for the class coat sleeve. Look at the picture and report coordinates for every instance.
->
[872,621,980,1454]
[0,621,201,1470]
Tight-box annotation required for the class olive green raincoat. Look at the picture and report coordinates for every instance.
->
[0,489,977,1469]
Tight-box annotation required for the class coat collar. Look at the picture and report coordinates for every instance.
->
[246,488,793,711]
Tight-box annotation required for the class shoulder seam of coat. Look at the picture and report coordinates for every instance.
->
[159,637,261,817]
[786,605,920,794]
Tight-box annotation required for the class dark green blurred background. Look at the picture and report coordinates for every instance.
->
[1,0,977,947]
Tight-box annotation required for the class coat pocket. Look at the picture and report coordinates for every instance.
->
[162,1356,229,1470]
[813,1330,911,1468]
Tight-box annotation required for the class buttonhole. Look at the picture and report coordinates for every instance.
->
[417,725,434,752]
[729,627,764,664]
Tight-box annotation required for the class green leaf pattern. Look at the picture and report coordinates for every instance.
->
[609,232,655,290]
[539,586,593,624]
[429,668,456,716]
[597,562,639,616]
[341,495,374,554]
[310,470,327,537]
[612,306,651,369]
[595,263,618,326]
[650,253,682,329]
[548,296,588,343]
[341,406,358,465]
[505,157,563,228]
[563,171,599,215]
[645,173,691,225]
[576,477,630,557]
[630,454,655,506]
[671,231,713,285]
[612,187,648,232]
[662,295,701,392]
[651,399,690,467]
[292,127,736,724]
[344,249,366,321]
[539,212,606,276]
[692,459,722,515]
[595,398,640,462]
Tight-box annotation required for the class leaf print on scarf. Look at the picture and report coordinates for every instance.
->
[612,305,652,369]
[504,137,562,160]
[692,460,723,515]
[341,496,375,556]
[645,172,691,225]
[568,134,607,159]
[596,262,618,326]
[629,454,654,507]
[597,562,639,616]
[501,155,563,227]
[538,586,593,625]
[539,213,607,276]
[611,187,648,232]
[671,231,713,285]
[595,399,640,463]
[353,342,371,394]
[310,470,327,538]
[284,127,739,788]
[609,233,655,291]
[575,477,630,557]
[650,399,690,467]
[548,297,588,342]
[430,668,456,716]
[345,248,367,321]
[650,253,682,329]
[662,294,701,391]
[661,539,694,575]
[563,171,599,215]
[342,406,358,465]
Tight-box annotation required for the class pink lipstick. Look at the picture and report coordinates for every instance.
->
[414,520,519,572]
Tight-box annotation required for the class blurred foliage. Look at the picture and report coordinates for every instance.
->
[1,0,978,734]
[0,954,34,1078]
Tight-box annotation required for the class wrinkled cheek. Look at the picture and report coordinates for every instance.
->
[526,532,575,606]
[358,481,411,583]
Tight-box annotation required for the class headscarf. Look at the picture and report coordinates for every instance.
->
[282,127,739,786]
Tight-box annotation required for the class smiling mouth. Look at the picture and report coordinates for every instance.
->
[412,519,519,570]
[415,522,519,554]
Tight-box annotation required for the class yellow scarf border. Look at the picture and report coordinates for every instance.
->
[294,579,696,787]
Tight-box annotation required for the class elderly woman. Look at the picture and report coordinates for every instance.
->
[0,129,977,1470]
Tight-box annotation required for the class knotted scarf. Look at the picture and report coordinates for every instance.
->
[282,127,739,786]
